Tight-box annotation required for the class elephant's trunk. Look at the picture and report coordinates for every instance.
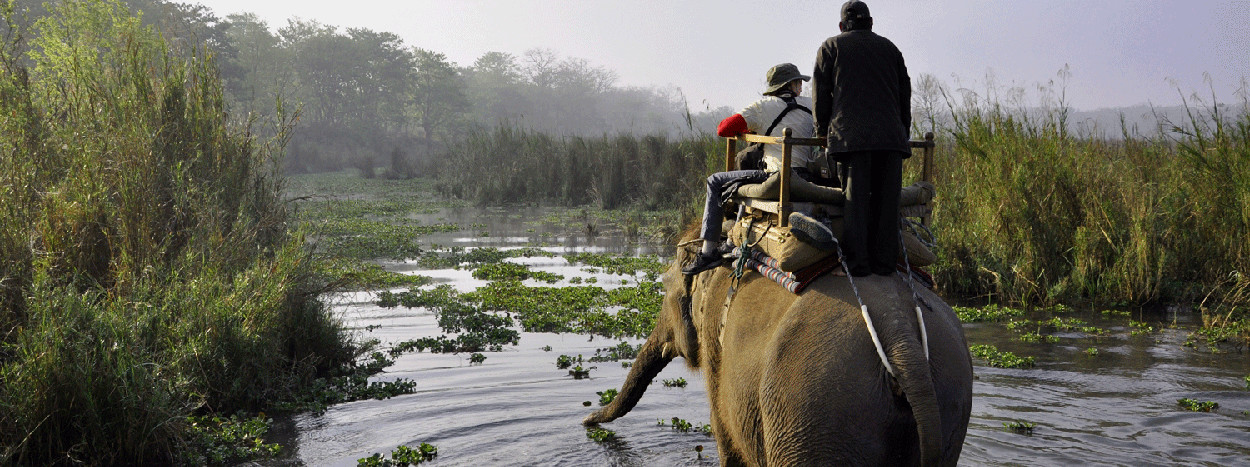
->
[881,307,944,466]
[581,331,673,425]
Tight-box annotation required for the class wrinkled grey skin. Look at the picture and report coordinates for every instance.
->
[584,249,972,466]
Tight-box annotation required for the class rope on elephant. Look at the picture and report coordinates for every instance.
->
[831,237,897,377]
[897,225,931,361]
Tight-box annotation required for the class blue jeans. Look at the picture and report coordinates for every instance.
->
[699,170,768,243]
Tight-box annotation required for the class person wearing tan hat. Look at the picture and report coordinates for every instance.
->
[812,0,912,277]
[683,63,818,275]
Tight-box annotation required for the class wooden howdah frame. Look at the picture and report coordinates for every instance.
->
[724,130,936,227]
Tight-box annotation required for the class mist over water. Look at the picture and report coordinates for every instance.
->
[278,206,1250,466]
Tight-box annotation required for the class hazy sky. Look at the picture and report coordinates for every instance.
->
[191,0,1249,112]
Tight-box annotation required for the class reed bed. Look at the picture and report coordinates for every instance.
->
[0,1,351,463]
[928,95,1250,332]
[434,125,718,216]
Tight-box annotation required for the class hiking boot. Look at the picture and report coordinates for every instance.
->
[789,212,835,250]
[716,241,739,259]
[682,252,724,275]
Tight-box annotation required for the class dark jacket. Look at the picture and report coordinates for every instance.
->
[812,29,912,157]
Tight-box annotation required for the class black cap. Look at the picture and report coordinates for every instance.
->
[841,1,870,22]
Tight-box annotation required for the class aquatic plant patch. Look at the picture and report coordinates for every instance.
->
[565,252,667,278]
[569,365,594,379]
[588,342,642,362]
[953,304,1025,322]
[1002,420,1036,435]
[1177,398,1219,412]
[466,280,662,338]
[472,262,563,283]
[357,442,438,466]
[598,388,619,406]
[380,285,520,353]
[183,413,282,465]
[318,257,433,290]
[417,246,556,270]
[587,428,617,443]
[969,344,1036,369]
[309,218,459,260]
[556,354,582,370]
[658,417,713,435]
[662,378,688,388]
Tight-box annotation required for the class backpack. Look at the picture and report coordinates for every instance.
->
[734,95,812,171]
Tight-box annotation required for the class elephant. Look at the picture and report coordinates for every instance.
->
[583,242,973,466]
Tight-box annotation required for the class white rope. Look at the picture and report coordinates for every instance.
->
[898,225,931,361]
[832,235,896,377]
[915,305,930,360]
[861,304,896,376]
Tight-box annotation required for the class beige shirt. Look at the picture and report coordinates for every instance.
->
[739,95,816,173]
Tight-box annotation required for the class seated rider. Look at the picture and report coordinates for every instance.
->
[683,63,817,275]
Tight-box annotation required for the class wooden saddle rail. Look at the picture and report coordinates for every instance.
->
[724,130,936,227]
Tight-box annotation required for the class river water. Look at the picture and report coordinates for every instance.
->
[277,208,1250,466]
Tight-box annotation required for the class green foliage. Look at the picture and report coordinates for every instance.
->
[662,377,688,388]
[464,279,662,338]
[1084,347,1099,356]
[472,262,563,283]
[929,85,1250,320]
[0,1,354,463]
[953,304,1025,322]
[597,388,619,406]
[969,344,1036,369]
[183,413,281,465]
[588,341,642,363]
[566,252,667,277]
[586,428,616,443]
[1002,420,1036,435]
[556,354,580,370]
[1177,398,1219,412]
[469,352,486,364]
[434,125,718,211]
[658,417,713,435]
[357,443,438,466]
[569,365,594,379]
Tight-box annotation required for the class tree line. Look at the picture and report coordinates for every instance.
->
[4,0,719,175]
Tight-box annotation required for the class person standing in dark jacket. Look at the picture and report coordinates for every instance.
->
[812,0,912,276]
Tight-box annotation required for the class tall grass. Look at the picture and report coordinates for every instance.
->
[433,124,718,215]
[0,1,350,463]
[929,88,1250,321]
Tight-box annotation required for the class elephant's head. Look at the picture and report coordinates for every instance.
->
[582,244,704,425]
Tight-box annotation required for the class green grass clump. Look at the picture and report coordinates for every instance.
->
[928,82,1250,329]
[969,344,1036,369]
[0,2,354,463]
[1177,398,1219,412]
[433,125,716,212]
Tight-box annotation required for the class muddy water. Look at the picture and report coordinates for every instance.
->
[281,209,1250,466]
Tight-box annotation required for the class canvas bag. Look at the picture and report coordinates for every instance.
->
[729,217,833,272]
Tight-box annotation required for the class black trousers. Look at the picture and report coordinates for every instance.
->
[838,151,902,276]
